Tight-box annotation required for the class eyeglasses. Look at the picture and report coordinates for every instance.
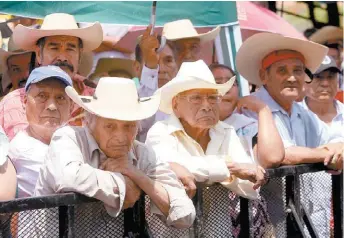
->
[178,94,222,105]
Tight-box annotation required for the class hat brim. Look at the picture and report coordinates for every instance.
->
[66,86,160,121]
[159,75,235,114]
[13,22,103,52]
[0,49,32,73]
[236,33,328,86]
[167,26,220,43]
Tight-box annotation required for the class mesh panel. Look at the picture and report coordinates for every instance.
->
[74,203,124,238]
[300,171,332,237]
[145,195,190,238]
[9,208,59,238]
[260,177,287,238]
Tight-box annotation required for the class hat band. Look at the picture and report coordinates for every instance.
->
[262,51,305,70]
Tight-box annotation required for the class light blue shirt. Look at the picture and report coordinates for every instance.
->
[300,98,344,143]
[243,87,331,148]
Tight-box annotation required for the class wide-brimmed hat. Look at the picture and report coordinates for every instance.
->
[158,60,235,114]
[162,19,220,43]
[0,36,32,72]
[236,32,328,86]
[66,77,160,121]
[89,58,134,81]
[309,26,343,45]
[12,13,103,52]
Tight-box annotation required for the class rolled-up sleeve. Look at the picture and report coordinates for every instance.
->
[34,127,126,217]
[138,144,195,228]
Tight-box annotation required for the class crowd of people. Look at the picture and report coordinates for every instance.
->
[0,11,343,238]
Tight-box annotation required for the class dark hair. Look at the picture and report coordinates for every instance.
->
[208,63,236,77]
[135,35,174,63]
[36,37,84,49]
[304,28,317,39]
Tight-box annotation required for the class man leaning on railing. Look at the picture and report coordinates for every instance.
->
[33,77,195,237]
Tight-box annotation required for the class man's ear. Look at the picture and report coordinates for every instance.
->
[172,97,180,118]
[34,45,42,64]
[259,68,268,85]
[23,94,28,110]
[133,61,143,78]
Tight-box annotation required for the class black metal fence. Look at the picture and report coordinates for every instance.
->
[0,163,342,238]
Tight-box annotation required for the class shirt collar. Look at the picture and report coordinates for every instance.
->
[166,113,231,136]
[257,87,301,117]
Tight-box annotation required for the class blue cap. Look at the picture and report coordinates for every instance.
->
[25,65,73,92]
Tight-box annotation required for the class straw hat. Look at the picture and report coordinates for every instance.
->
[162,19,220,43]
[309,26,343,45]
[158,60,235,114]
[89,58,133,81]
[236,32,328,86]
[12,13,103,52]
[66,77,160,121]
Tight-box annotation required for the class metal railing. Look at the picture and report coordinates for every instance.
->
[0,163,342,238]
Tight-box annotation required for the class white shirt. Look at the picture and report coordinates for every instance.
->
[0,125,9,167]
[9,131,48,198]
[146,113,259,200]
[35,126,195,227]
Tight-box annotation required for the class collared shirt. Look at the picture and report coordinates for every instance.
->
[146,113,259,200]
[0,86,94,141]
[0,125,9,167]
[243,87,332,148]
[224,113,258,160]
[300,98,344,142]
[34,126,195,228]
[137,65,169,142]
[9,131,48,198]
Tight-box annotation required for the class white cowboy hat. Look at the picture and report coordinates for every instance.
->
[12,13,103,52]
[236,32,328,86]
[158,60,235,114]
[66,77,160,121]
[162,19,220,43]
[309,26,343,45]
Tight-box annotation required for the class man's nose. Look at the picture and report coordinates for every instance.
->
[46,98,58,111]
[200,97,212,111]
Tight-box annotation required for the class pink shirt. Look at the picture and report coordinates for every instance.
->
[0,86,95,141]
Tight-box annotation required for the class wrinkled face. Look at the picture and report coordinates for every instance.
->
[212,67,238,121]
[25,78,72,133]
[7,53,32,90]
[174,38,201,68]
[158,44,178,88]
[173,88,221,129]
[36,35,81,77]
[261,58,305,105]
[89,116,138,159]
[305,70,339,102]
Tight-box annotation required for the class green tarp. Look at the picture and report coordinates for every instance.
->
[0,1,238,26]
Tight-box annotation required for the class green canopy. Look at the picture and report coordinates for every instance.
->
[0,1,238,26]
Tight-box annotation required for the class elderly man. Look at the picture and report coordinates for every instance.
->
[8,66,73,198]
[0,36,33,96]
[236,32,344,237]
[146,60,266,237]
[309,26,343,103]
[0,13,102,141]
[34,77,195,235]
[162,19,220,68]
